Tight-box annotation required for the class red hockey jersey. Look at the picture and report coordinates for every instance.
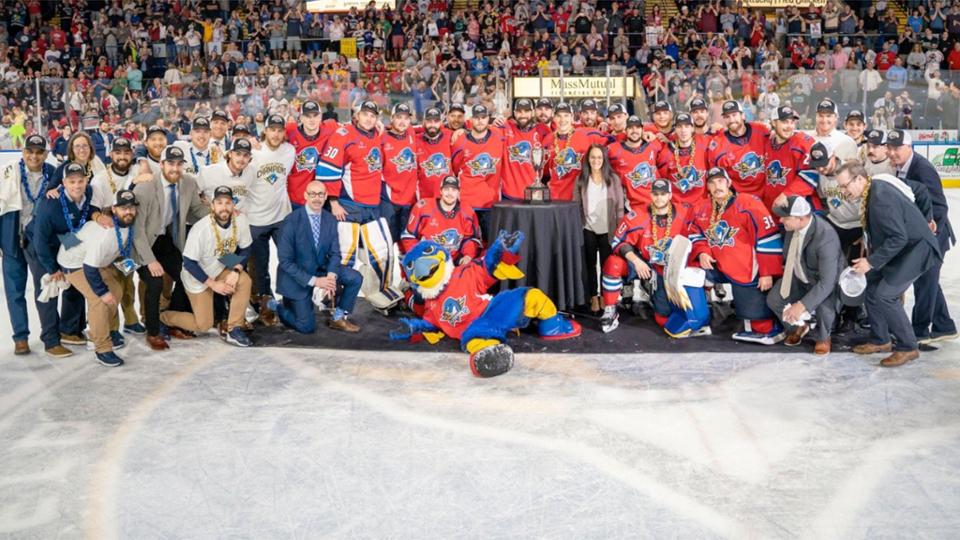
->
[705,122,770,199]
[286,119,339,206]
[422,263,497,339]
[451,128,505,210]
[542,128,612,201]
[607,139,662,209]
[655,136,710,206]
[611,203,692,275]
[315,123,384,207]
[687,193,783,285]
[400,198,482,261]
[415,128,454,200]
[500,120,543,201]
[762,131,815,210]
[381,129,419,206]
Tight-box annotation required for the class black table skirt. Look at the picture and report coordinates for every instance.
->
[486,201,585,311]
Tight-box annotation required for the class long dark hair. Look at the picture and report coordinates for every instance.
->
[576,144,619,191]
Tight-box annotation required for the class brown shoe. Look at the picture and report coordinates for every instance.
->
[146,335,170,351]
[880,350,919,367]
[45,344,73,358]
[852,342,893,354]
[784,325,809,347]
[259,297,278,327]
[60,333,87,346]
[814,338,831,355]
[14,340,30,355]
[328,317,360,333]
[166,326,196,340]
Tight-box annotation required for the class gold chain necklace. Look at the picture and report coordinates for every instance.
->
[651,203,674,244]
[710,192,732,228]
[674,138,695,167]
[859,176,872,231]
[210,213,239,258]
[553,129,571,167]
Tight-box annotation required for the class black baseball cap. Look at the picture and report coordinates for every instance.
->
[816,98,838,115]
[580,99,598,111]
[555,102,573,114]
[472,104,489,118]
[64,161,86,177]
[652,100,672,113]
[192,116,211,130]
[651,179,671,194]
[358,100,380,115]
[112,138,132,151]
[705,167,729,182]
[808,142,831,168]
[674,113,693,126]
[231,138,252,154]
[392,103,412,116]
[25,134,46,151]
[845,109,865,122]
[773,195,812,218]
[721,100,742,115]
[162,146,185,162]
[113,189,139,207]
[607,103,626,116]
[775,106,800,121]
[514,98,533,111]
[689,97,708,111]
[626,115,643,128]
[885,128,911,147]
[213,186,234,201]
[424,107,443,120]
[535,98,553,109]
[231,124,251,136]
[448,103,465,113]
[301,101,321,116]
[266,114,285,128]
[866,129,885,145]
[440,176,460,190]
[146,125,167,138]
[211,110,230,122]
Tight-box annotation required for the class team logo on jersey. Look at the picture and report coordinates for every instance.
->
[420,153,450,177]
[733,152,765,179]
[440,295,470,326]
[705,219,739,249]
[365,147,383,172]
[431,228,463,250]
[507,141,533,164]
[626,162,655,189]
[765,160,790,187]
[258,163,287,185]
[466,153,499,176]
[827,188,844,210]
[390,147,417,173]
[646,237,672,265]
[672,165,703,193]
[553,147,582,177]
[295,147,319,172]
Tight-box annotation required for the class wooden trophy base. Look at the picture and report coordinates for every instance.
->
[524,184,551,204]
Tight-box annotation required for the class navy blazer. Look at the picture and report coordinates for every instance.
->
[276,206,343,301]
[89,130,114,164]
[904,152,955,251]
[24,185,99,274]
[866,180,942,287]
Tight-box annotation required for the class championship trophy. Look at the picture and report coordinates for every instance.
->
[524,144,551,204]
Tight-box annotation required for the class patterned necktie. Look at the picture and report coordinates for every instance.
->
[309,213,322,248]
[168,183,179,241]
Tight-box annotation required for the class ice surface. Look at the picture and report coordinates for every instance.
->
[1,196,960,539]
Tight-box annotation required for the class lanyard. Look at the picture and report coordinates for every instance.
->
[58,187,90,234]
[113,215,133,259]
[19,159,50,205]
[190,146,210,172]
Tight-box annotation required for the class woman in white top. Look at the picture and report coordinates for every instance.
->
[574,144,625,313]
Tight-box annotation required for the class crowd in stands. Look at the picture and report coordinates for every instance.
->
[2,0,960,150]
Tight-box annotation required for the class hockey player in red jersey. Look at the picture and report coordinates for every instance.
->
[605,103,629,143]
[643,100,675,142]
[575,99,602,128]
[314,100,402,311]
[762,105,816,210]
[600,179,710,337]
[607,115,662,210]
[500,98,543,201]
[381,103,419,240]
[535,98,556,132]
[286,100,339,207]
[689,97,723,137]
[655,113,709,206]
[415,107,454,200]
[688,167,785,345]
[706,100,770,199]
[542,102,613,201]
[400,176,482,264]
[452,104,505,233]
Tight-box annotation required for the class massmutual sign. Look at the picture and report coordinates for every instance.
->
[513,77,636,99]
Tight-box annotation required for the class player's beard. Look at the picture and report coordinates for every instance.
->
[111,157,131,175]
[215,209,232,224]
[425,126,441,139]
[118,213,136,226]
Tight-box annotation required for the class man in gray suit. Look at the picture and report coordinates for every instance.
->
[767,196,844,355]
[836,161,943,367]
[132,145,209,350]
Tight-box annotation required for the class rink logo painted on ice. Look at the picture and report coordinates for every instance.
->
[507,141,533,164]
[733,152,765,179]
[420,153,450,177]
[466,153,500,176]
[390,147,417,173]
[440,296,470,326]
[626,162,656,189]
[706,220,739,249]
[673,165,704,193]
[294,147,320,172]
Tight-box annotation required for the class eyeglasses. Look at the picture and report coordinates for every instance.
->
[305,191,326,198]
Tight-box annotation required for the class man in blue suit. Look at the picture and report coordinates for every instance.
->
[887,129,957,345]
[272,180,362,334]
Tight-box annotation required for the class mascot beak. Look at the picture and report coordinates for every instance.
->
[412,255,442,283]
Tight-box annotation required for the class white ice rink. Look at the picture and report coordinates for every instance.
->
[1,195,959,539]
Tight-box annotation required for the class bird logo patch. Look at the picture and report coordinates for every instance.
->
[765,160,790,187]
[507,141,532,164]
[733,152,765,179]
[706,220,739,248]
[553,147,582,176]
[626,162,655,189]
[431,228,463,251]
[467,153,499,176]
[672,165,703,193]
[440,295,470,326]
[390,147,417,173]
[295,147,319,172]
[365,147,383,172]
[420,153,450,177]
[646,237,672,265]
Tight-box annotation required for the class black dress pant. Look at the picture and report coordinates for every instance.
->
[138,233,189,336]
[582,228,612,299]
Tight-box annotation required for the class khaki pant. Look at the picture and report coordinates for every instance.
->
[66,268,123,354]
[110,269,140,331]
[160,269,251,333]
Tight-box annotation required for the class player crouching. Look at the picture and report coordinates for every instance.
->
[599,179,710,337]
